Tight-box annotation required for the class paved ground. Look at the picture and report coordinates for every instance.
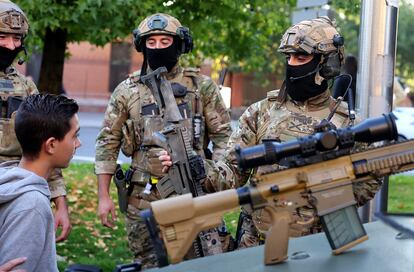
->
[74,112,238,164]
[75,112,131,164]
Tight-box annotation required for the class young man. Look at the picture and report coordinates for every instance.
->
[0,0,72,242]
[0,94,81,272]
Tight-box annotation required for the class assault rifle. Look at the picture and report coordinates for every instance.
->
[141,113,414,266]
[140,67,223,262]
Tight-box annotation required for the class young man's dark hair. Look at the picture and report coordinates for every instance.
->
[15,94,79,159]
[0,94,81,272]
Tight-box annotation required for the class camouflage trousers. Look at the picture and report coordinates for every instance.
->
[125,184,159,270]
[125,183,234,269]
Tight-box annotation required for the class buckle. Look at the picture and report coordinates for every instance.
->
[150,176,159,185]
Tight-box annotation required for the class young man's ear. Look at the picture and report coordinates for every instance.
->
[44,137,57,155]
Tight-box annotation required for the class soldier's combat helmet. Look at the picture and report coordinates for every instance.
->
[278,16,344,80]
[133,13,193,54]
[0,0,29,36]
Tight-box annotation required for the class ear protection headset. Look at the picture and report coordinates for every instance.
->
[132,15,193,54]
[319,34,344,79]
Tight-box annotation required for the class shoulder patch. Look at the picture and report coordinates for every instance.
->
[183,67,200,78]
[267,89,280,101]
[128,70,141,84]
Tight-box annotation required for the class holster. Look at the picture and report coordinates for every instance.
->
[113,164,130,213]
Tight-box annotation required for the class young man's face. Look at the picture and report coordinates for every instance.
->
[145,34,174,49]
[53,114,81,168]
[0,33,22,50]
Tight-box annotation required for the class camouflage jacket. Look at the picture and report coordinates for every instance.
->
[95,65,232,181]
[213,88,381,235]
[0,66,66,198]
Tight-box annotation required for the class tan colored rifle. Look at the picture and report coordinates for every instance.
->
[141,113,414,266]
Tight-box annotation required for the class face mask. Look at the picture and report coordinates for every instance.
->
[0,46,23,71]
[145,43,179,72]
[285,55,328,102]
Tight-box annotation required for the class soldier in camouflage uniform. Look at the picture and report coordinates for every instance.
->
[161,16,381,249]
[95,13,232,269]
[0,0,71,242]
[225,17,380,249]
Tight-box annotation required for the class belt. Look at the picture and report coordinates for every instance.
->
[128,196,151,210]
[130,168,160,185]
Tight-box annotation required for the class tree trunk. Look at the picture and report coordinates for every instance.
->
[38,28,67,94]
[109,41,132,93]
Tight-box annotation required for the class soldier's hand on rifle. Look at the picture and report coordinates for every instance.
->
[159,150,172,173]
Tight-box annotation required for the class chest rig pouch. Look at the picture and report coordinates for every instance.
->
[0,78,23,157]
[140,72,205,151]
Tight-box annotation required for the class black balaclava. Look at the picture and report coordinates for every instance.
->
[0,46,23,71]
[145,39,180,72]
[285,55,328,102]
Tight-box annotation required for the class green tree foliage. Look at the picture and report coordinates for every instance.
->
[14,0,370,93]
[333,0,414,87]
[15,0,158,93]
[395,0,414,82]
[331,0,361,58]
[15,0,297,93]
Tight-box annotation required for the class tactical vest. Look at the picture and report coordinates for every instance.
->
[246,89,350,236]
[0,69,32,160]
[120,67,206,182]
[253,89,349,176]
[259,89,348,141]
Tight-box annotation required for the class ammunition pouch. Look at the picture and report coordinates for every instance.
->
[218,222,236,252]
[121,119,141,157]
[140,115,164,146]
[0,112,21,157]
[128,168,150,186]
[145,147,165,178]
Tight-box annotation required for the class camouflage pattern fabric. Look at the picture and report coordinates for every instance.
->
[278,16,344,58]
[0,67,66,198]
[95,64,232,268]
[125,184,159,269]
[213,88,381,248]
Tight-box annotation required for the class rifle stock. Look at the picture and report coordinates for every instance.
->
[142,113,414,266]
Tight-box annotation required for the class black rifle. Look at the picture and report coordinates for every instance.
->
[140,67,223,258]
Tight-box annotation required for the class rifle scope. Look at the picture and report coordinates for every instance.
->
[235,113,398,169]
